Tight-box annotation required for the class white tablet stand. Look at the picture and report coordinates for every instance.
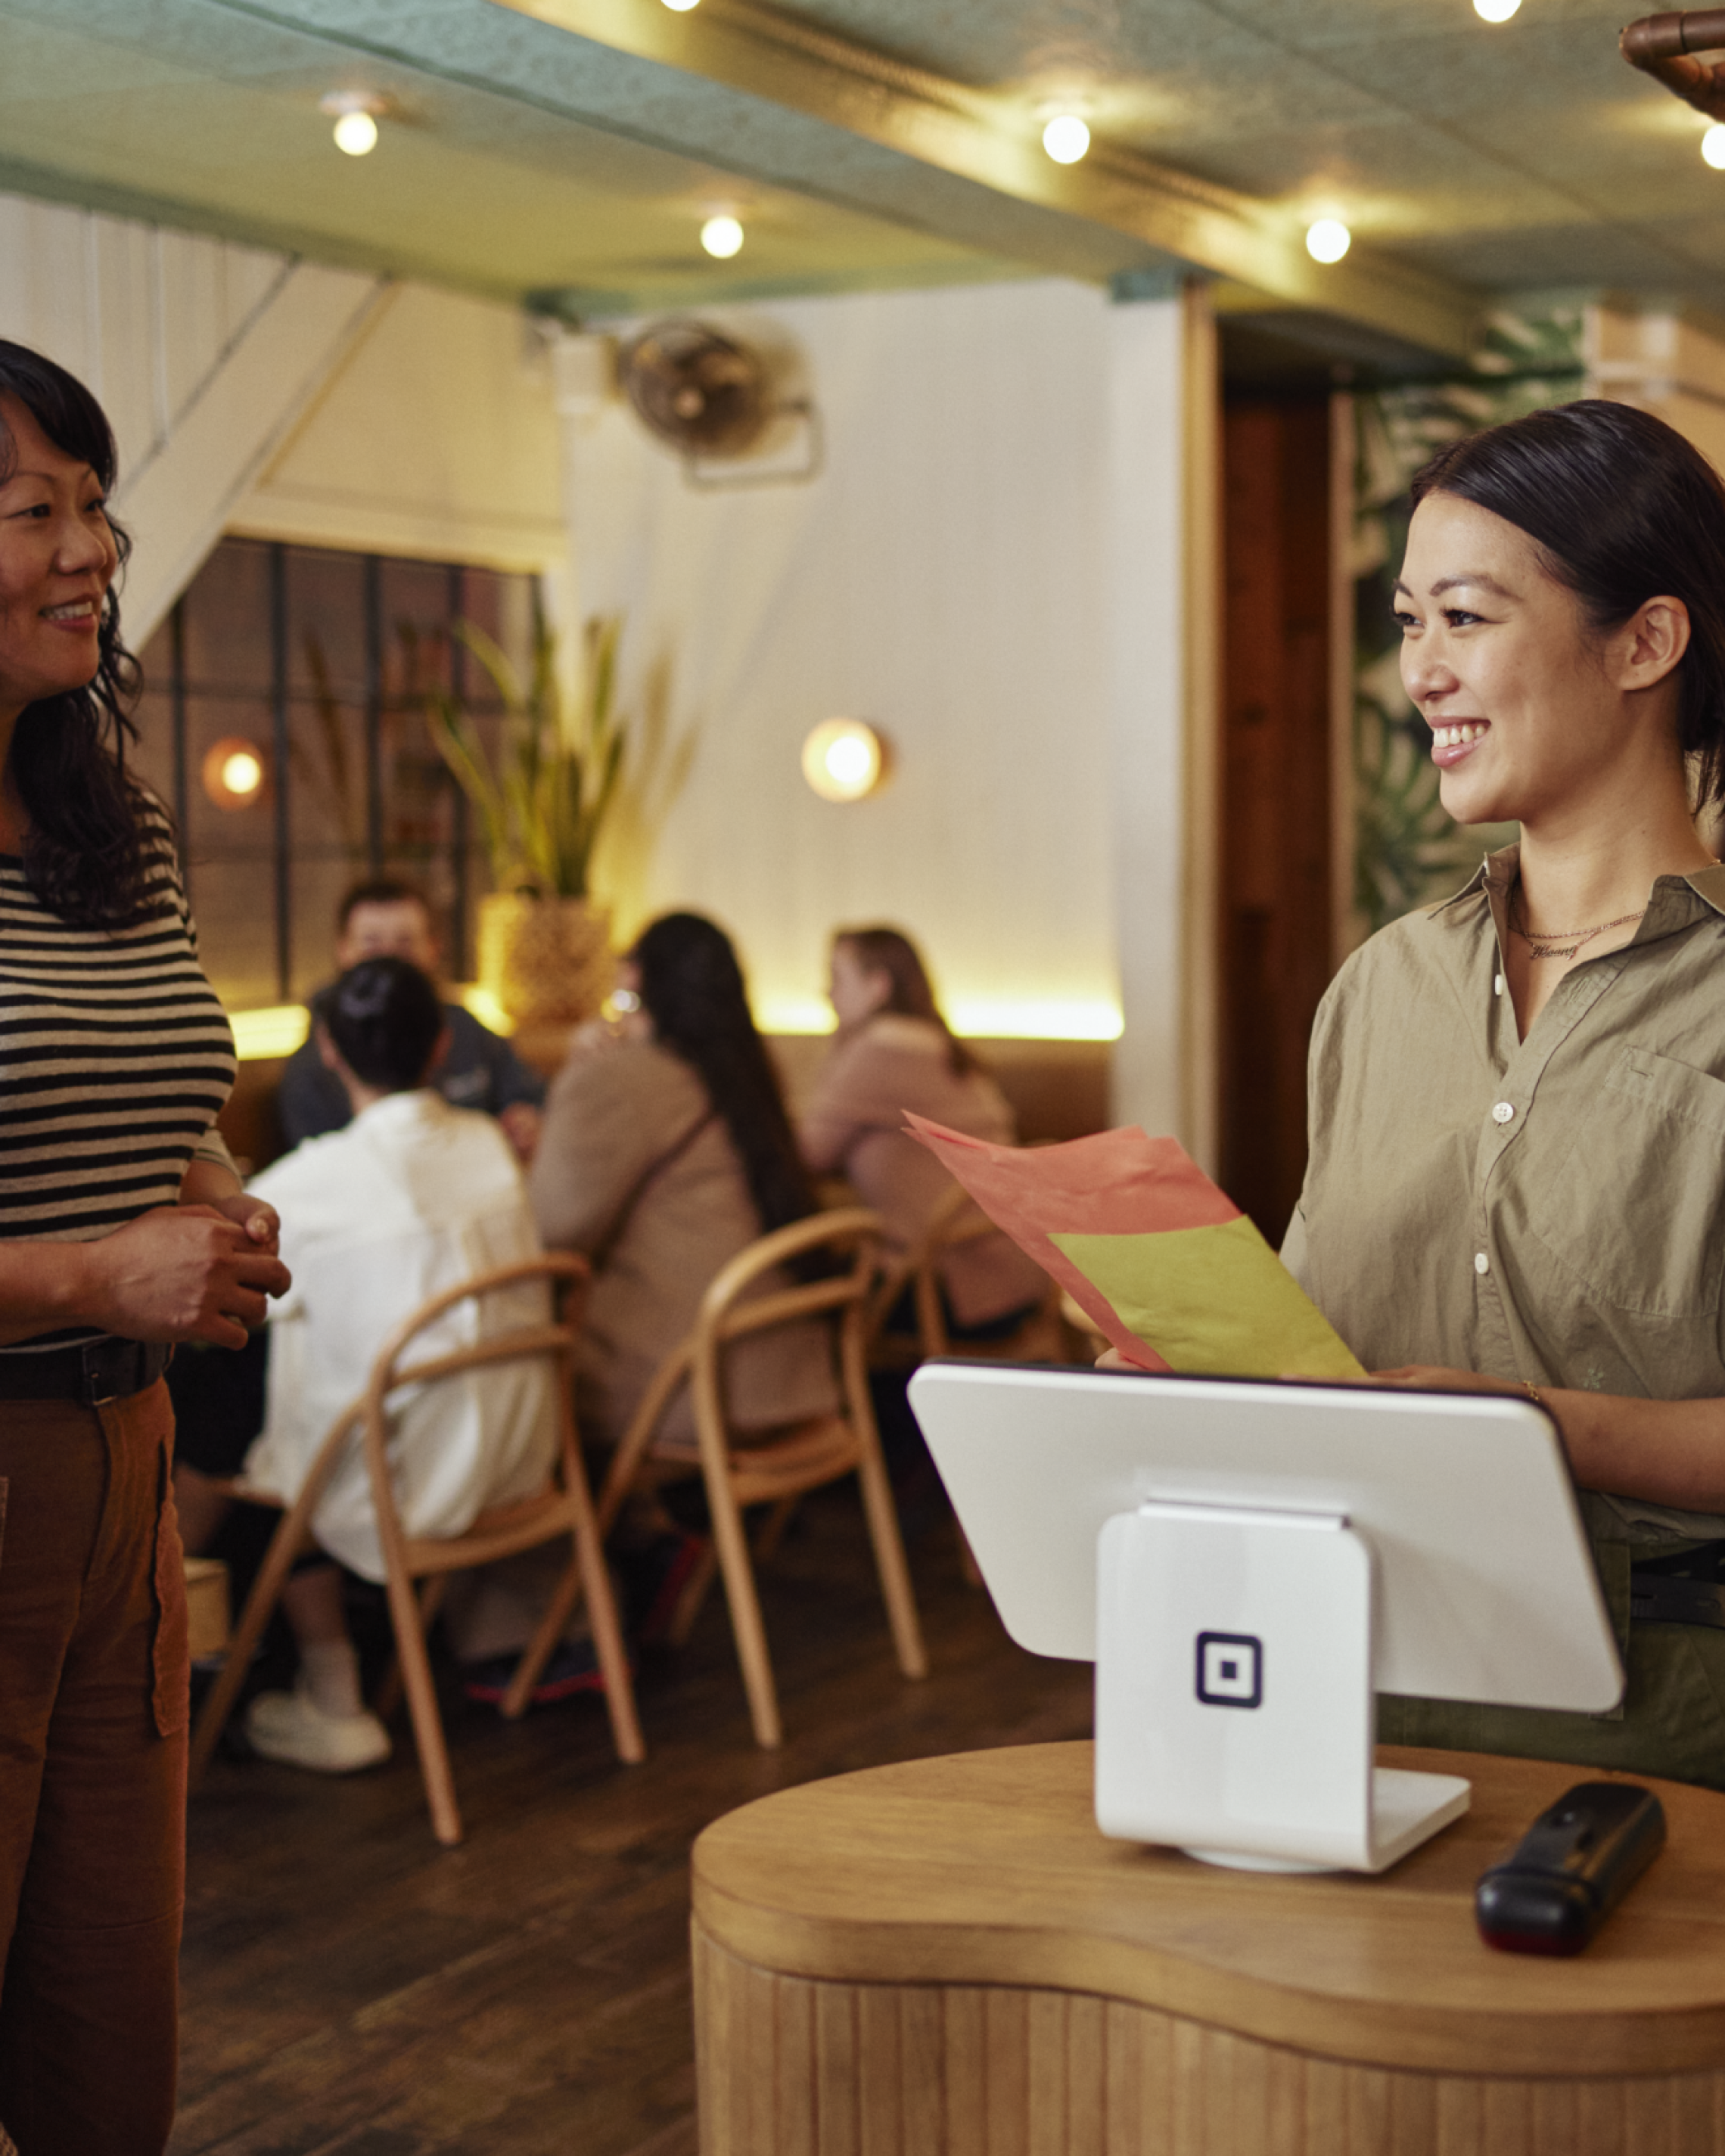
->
[1096,1499,1466,1872]
[907,1364,1622,1877]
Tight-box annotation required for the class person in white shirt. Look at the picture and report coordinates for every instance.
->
[184,957,555,1773]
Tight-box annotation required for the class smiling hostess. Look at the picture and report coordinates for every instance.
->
[1282,397,1725,1784]
[0,341,289,2154]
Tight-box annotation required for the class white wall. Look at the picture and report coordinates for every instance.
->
[0,191,564,644]
[230,283,565,571]
[565,281,1195,1139]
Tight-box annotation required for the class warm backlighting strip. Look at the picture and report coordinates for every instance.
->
[453,983,515,1036]
[755,994,1124,1041]
[230,1005,311,1061]
[232,989,1122,1058]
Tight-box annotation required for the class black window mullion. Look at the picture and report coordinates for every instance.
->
[269,545,291,1003]
[446,561,469,979]
[169,598,190,899]
[364,553,384,875]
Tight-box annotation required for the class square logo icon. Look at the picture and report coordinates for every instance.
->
[1195,1630,1263,1710]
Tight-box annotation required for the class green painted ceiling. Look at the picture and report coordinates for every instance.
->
[0,0,1720,337]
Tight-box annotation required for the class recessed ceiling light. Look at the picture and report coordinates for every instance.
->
[1305,218,1352,264]
[701,213,744,259]
[320,90,387,157]
[1042,113,1092,164]
[1473,0,1520,20]
[662,0,701,9]
[1705,124,1725,169]
[802,719,886,803]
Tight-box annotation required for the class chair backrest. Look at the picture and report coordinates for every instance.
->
[359,1251,592,1552]
[688,1207,882,1432]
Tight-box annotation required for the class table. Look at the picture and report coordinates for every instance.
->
[692,1741,1725,2154]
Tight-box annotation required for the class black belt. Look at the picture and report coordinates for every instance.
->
[0,1339,172,1406]
[1630,1543,1725,1630]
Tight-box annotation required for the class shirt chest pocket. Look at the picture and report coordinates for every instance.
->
[1530,1046,1725,1319]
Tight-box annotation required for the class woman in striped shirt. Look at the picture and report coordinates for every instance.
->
[0,341,291,2155]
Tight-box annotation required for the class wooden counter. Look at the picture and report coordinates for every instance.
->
[692,1741,1725,2154]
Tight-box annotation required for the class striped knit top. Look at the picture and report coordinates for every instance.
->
[0,834,236,1354]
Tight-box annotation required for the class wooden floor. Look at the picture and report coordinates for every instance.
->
[172,1487,1093,2154]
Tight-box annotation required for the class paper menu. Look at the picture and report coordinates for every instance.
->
[903,1113,1363,1381]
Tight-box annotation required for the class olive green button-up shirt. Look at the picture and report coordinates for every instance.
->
[1282,846,1725,1542]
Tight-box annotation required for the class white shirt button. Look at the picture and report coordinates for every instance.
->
[1475,1252,1490,1275]
[1492,1101,1515,1123]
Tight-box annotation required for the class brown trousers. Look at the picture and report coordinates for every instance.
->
[0,1381,188,2156]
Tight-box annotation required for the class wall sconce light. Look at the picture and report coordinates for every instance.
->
[203,738,268,812]
[701,213,745,259]
[802,719,886,802]
[1305,217,1352,264]
[321,90,387,157]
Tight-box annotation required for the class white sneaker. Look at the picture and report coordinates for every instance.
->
[244,1686,392,1775]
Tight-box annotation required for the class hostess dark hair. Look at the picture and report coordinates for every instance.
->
[834,924,977,1076]
[324,957,444,1092]
[631,912,816,1236]
[0,340,162,926]
[1411,399,1725,808]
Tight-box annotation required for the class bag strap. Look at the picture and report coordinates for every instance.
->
[589,1108,720,1272]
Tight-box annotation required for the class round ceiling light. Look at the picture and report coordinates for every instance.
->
[801,719,885,803]
[320,90,387,157]
[1042,113,1092,164]
[202,738,267,812]
[662,0,701,9]
[701,213,745,259]
[1305,217,1352,264]
[1473,0,1521,18]
[1705,124,1725,169]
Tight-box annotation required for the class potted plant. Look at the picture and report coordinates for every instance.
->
[426,605,626,1028]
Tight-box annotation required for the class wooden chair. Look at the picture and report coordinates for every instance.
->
[537,1206,928,1749]
[188,1253,645,1847]
[869,1179,1066,1365]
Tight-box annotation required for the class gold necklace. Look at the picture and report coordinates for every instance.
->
[1509,890,1646,962]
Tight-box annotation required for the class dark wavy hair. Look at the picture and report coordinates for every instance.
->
[834,924,977,1076]
[0,340,162,927]
[323,957,444,1093]
[1411,399,1725,809]
[631,912,816,1237]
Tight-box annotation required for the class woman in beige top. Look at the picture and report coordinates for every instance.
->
[530,912,835,1452]
[800,927,1046,1337]
[1284,397,1725,1785]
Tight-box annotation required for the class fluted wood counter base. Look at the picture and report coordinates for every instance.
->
[692,1741,1725,2155]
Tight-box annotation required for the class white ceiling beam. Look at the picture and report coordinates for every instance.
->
[115,265,392,647]
[490,0,1480,360]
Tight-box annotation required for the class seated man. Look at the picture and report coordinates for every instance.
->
[179,957,557,1772]
[278,878,545,1158]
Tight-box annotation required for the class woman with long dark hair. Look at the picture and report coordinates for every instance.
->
[530,912,835,1456]
[1282,397,1725,1785]
[0,340,289,2150]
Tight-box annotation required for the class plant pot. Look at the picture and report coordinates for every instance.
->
[479,893,614,1028]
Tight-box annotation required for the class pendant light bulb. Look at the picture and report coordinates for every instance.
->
[1305,217,1352,264]
[1042,113,1092,165]
[701,213,744,259]
[321,90,387,157]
